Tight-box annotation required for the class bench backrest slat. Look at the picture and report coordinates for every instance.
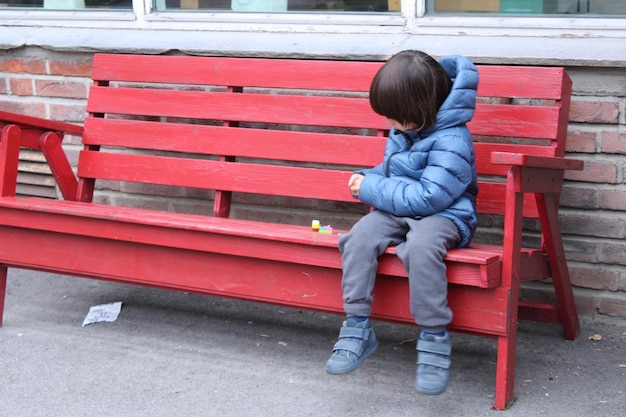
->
[87,87,386,130]
[78,150,355,202]
[475,66,568,100]
[469,104,561,140]
[83,118,387,167]
[77,54,571,221]
[91,54,382,92]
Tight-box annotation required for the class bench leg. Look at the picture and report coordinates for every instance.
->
[0,124,22,197]
[0,265,7,326]
[493,172,524,410]
[536,192,580,340]
[494,331,518,410]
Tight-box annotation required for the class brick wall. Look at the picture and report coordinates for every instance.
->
[1,47,625,320]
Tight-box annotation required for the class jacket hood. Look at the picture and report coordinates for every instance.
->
[434,55,479,131]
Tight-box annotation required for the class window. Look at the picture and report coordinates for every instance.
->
[426,0,625,14]
[2,0,132,8]
[1,0,396,12]
[2,0,624,15]
[163,1,395,12]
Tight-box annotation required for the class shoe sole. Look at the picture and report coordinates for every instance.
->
[415,384,447,395]
[325,340,379,375]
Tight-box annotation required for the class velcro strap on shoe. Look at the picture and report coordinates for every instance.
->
[332,338,365,356]
[338,326,371,340]
[417,352,451,369]
[331,326,372,356]
[417,339,451,369]
[417,339,452,356]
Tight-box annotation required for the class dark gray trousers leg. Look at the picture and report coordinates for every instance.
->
[339,211,459,331]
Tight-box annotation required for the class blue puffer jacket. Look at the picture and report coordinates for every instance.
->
[357,55,479,247]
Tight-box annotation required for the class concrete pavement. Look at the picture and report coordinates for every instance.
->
[1,268,624,417]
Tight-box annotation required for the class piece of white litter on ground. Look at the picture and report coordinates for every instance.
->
[82,302,123,327]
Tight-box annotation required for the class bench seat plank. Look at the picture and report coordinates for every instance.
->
[0,199,510,336]
[0,197,551,289]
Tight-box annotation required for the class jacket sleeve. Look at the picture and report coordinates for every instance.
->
[358,134,474,217]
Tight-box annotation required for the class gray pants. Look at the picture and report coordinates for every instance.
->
[338,210,460,332]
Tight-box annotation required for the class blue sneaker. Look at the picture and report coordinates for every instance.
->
[325,319,378,375]
[415,330,451,395]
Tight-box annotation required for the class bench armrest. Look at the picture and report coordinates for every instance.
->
[0,111,83,137]
[491,152,584,171]
[0,124,21,197]
[0,112,82,200]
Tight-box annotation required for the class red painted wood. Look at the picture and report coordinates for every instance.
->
[491,152,585,171]
[0,266,5,326]
[0,216,508,335]
[0,125,21,197]
[92,54,382,92]
[0,56,584,410]
[475,66,567,100]
[518,300,561,324]
[0,110,83,136]
[87,86,388,130]
[83,117,386,167]
[39,132,78,200]
[91,55,566,101]
[78,150,357,202]
[492,167,525,410]
[469,104,560,139]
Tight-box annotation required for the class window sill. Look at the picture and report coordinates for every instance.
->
[0,11,624,67]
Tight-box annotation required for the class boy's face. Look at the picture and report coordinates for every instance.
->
[386,118,415,132]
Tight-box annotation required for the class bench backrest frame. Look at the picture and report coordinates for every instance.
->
[74,54,572,225]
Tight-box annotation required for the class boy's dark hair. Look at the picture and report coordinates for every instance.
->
[369,50,452,132]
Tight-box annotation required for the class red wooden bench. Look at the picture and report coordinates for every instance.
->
[0,54,583,409]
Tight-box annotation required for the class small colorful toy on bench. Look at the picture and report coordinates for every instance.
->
[312,220,333,234]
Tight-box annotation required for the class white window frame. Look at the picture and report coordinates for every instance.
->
[0,1,624,66]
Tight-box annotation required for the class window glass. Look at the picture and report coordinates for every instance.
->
[1,0,624,15]
[0,0,396,11]
[161,1,396,12]
[1,0,132,8]
[426,0,626,15]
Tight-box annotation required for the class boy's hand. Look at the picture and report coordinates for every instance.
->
[348,174,364,198]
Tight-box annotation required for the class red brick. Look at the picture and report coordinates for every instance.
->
[519,283,598,317]
[569,100,619,124]
[572,291,597,316]
[35,79,88,99]
[0,77,8,94]
[597,293,626,318]
[600,131,626,154]
[0,58,46,75]
[560,185,597,209]
[599,189,626,211]
[559,212,622,239]
[94,179,121,192]
[113,195,169,212]
[48,58,93,77]
[91,194,112,205]
[563,238,599,264]
[0,101,46,118]
[566,130,596,153]
[62,134,84,148]
[123,182,183,198]
[565,159,618,184]
[9,78,33,96]
[600,241,626,265]
[49,103,87,123]
[570,264,619,291]
[171,200,214,215]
